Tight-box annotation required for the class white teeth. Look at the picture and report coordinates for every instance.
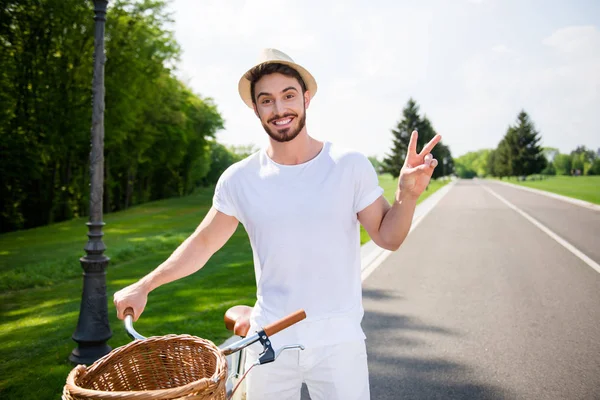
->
[274,118,292,125]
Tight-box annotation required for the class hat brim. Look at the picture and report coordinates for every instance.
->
[238,60,317,109]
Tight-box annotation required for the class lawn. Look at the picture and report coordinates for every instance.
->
[0,174,447,399]
[495,175,600,205]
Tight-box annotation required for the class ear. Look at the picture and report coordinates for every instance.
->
[303,91,311,109]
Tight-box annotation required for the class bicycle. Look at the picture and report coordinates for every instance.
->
[63,306,306,400]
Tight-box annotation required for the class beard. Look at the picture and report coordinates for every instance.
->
[261,109,307,143]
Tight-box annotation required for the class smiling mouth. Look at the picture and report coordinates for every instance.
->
[270,116,295,127]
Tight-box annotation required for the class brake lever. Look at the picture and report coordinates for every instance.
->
[274,344,305,360]
[254,328,305,366]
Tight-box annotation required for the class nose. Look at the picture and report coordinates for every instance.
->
[273,98,284,115]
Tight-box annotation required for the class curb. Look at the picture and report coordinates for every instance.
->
[485,179,600,212]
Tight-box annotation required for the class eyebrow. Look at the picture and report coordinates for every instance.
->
[256,86,298,100]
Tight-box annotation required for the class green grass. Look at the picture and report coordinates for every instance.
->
[0,175,447,399]
[494,175,600,205]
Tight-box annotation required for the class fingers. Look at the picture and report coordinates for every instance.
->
[114,298,126,321]
[404,155,438,175]
[114,292,136,321]
[423,153,438,168]
[115,303,139,321]
[419,134,442,157]
[114,294,122,320]
[113,284,148,321]
[408,130,418,155]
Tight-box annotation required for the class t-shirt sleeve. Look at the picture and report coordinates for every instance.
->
[212,171,238,218]
[353,154,385,213]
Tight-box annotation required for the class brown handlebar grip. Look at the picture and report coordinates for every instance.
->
[124,307,135,319]
[263,309,306,337]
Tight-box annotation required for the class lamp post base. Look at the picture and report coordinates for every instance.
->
[70,253,113,365]
[69,342,112,365]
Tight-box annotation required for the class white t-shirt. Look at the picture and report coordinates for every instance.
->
[212,141,384,349]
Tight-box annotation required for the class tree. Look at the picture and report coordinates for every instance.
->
[491,110,546,178]
[203,141,239,186]
[541,162,556,176]
[510,111,546,176]
[487,149,497,177]
[381,99,420,177]
[381,99,453,178]
[454,149,493,177]
[494,137,514,178]
[454,163,477,179]
[553,154,572,175]
[0,0,224,233]
[570,146,596,175]
[589,159,600,175]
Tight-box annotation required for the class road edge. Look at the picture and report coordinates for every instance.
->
[486,178,600,212]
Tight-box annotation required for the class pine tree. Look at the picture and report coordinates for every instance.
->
[511,111,547,176]
[382,99,453,178]
[493,110,546,177]
[381,99,422,177]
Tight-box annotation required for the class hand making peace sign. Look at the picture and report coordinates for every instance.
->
[398,130,442,199]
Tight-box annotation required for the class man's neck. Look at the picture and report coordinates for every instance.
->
[267,132,324,165]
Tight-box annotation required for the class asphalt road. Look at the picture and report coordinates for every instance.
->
[362,179,600,400]
[484,180,600,265]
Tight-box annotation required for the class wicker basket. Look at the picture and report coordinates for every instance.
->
[63,334,227,400]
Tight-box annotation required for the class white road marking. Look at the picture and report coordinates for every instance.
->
[481,183,600,275]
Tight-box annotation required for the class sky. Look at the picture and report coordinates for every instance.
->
[167,0,600,159]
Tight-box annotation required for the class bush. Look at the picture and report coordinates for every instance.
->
[588,159,600,176]
[541,162,556,176]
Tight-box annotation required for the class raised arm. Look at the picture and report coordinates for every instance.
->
[114,207,239,320]
[358,131,441,251]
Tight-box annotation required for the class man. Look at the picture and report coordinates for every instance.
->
[114,48,441,399]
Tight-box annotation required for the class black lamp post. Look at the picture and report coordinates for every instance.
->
[69,0,112,365]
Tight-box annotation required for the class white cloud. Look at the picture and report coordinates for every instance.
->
[542,25,600,55]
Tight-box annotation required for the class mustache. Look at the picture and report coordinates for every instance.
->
[268,113,297,124]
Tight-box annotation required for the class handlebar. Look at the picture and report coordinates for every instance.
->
[263,309,306,337]
[123,307,146,340]
[123,308,307,358]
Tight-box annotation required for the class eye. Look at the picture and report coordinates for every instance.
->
[285,94,295,99]
[261,99,272,104]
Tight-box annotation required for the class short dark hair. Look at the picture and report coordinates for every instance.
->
[245,63,307,105]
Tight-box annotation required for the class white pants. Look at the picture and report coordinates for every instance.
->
[245,340,370,400]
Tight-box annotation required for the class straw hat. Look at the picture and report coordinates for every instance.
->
[238,48,318,108]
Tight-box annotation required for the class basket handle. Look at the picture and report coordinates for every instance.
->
[263,309,306,337]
